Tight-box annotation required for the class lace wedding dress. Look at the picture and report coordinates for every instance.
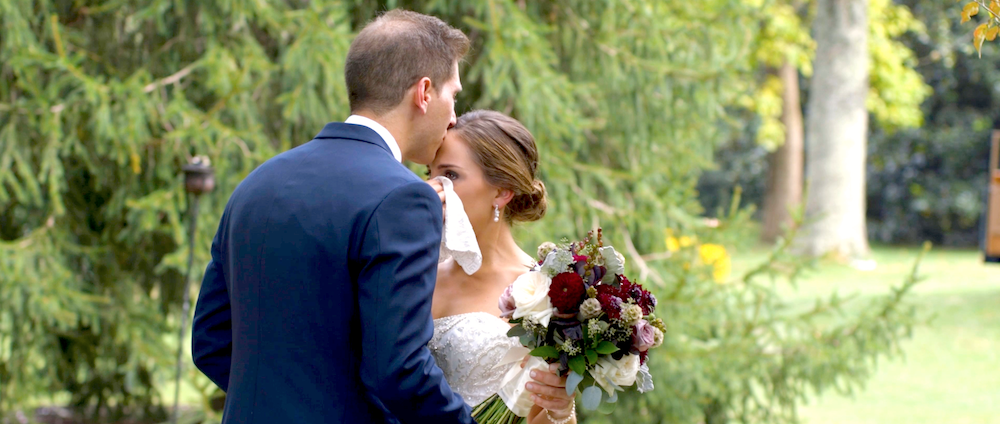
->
[429,183,542,412]
[428,312,522,407]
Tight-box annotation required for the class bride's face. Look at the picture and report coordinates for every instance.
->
[429,131,500,230]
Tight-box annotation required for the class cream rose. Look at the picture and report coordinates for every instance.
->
[510,271,555,327]
[600,246,625,282]
[591,354,641,394]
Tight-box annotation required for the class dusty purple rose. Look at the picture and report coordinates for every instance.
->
[498,284,516,318]
[632,319,656,352]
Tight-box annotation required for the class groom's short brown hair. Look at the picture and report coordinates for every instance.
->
[346,10,469,115]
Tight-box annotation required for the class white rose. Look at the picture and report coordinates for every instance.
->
[591,354,640,394]
[600,246,625,280]
[511,271,555,327]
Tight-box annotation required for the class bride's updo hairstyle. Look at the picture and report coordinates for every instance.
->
[451,110,547,223]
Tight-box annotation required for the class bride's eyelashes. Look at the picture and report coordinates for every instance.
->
[444,170,459,181]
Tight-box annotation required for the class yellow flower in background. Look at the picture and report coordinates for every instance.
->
[665,229,695,253]
[666,237,680,252]
[713,255,732,283]
[666,229,730,282]
[698,243,726,263]
[698,243,732,283]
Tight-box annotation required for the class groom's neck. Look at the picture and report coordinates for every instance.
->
[351,109,411,156]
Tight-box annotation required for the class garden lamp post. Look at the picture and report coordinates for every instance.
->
[173,156,215,424]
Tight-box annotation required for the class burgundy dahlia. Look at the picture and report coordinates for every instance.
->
[596,292,623,319]
[549,272,587,314]
[639,290,657,315]
[596,282,619,297]
[618,276,639,299]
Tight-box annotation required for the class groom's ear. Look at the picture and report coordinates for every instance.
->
[413,77,433,114]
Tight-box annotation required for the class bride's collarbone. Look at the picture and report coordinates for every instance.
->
[434,268,516,316]
[439,269,502,291]
[441,265,523,289]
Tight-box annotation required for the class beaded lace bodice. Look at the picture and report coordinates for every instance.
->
[429,312,521,407]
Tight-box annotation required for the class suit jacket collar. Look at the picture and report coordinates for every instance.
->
[344,115,402,162]
[314,122,395,160]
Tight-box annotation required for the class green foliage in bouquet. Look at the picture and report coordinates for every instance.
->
[508,231,659,411]
[475,230,661,423]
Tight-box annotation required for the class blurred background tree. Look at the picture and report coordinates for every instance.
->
[0,0,349,418]
[726,0,931,251]
[0,0,944,423]
[704,0,997,249]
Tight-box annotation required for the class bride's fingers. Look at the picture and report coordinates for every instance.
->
[530,394,573,413]
[528,369,566,389]
[526,381,570,400]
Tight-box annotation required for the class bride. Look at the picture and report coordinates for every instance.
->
[426,110,577,424]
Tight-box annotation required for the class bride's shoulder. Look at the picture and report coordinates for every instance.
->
[511,253,540,276]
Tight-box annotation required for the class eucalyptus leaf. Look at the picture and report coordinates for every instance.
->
[519,333,534,347]
[580,386,603,411]
[507,325,527,338]
[566,371,584,396]
[596,397,619,414]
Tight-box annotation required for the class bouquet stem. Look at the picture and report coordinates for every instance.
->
[472,394,525,424]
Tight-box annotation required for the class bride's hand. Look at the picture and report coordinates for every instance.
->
[425,179,446,221]
[526,364,575,422]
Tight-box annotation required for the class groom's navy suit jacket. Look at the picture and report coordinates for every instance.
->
[191,123,473,424]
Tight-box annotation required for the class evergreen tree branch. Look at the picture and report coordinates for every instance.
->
[143,63,199,94]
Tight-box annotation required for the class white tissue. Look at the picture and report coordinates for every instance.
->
[434,176,482,275]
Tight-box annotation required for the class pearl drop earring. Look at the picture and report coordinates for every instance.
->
[493,205,500,222]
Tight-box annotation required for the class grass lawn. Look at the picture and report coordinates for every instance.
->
[732,245,1000,424]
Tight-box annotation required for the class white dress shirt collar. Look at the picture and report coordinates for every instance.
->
[345,114,402,163]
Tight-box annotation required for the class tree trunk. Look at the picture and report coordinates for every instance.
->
[799,0,871,258]
[761,61,805,244]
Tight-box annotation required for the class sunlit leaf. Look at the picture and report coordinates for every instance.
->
[987,26,1000,41]
[975,23,989,56]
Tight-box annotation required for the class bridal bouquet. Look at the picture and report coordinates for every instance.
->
[474,229,661,423]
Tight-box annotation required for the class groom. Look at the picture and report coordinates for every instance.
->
[191,10,474,424]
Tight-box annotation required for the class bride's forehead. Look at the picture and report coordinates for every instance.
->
[437,133,472,159]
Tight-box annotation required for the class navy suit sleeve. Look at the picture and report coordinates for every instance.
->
[192,215,233,392]
[357,181,474,424]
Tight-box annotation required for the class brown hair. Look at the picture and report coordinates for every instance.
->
[345,10,470,114]
[451,110,547,223]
